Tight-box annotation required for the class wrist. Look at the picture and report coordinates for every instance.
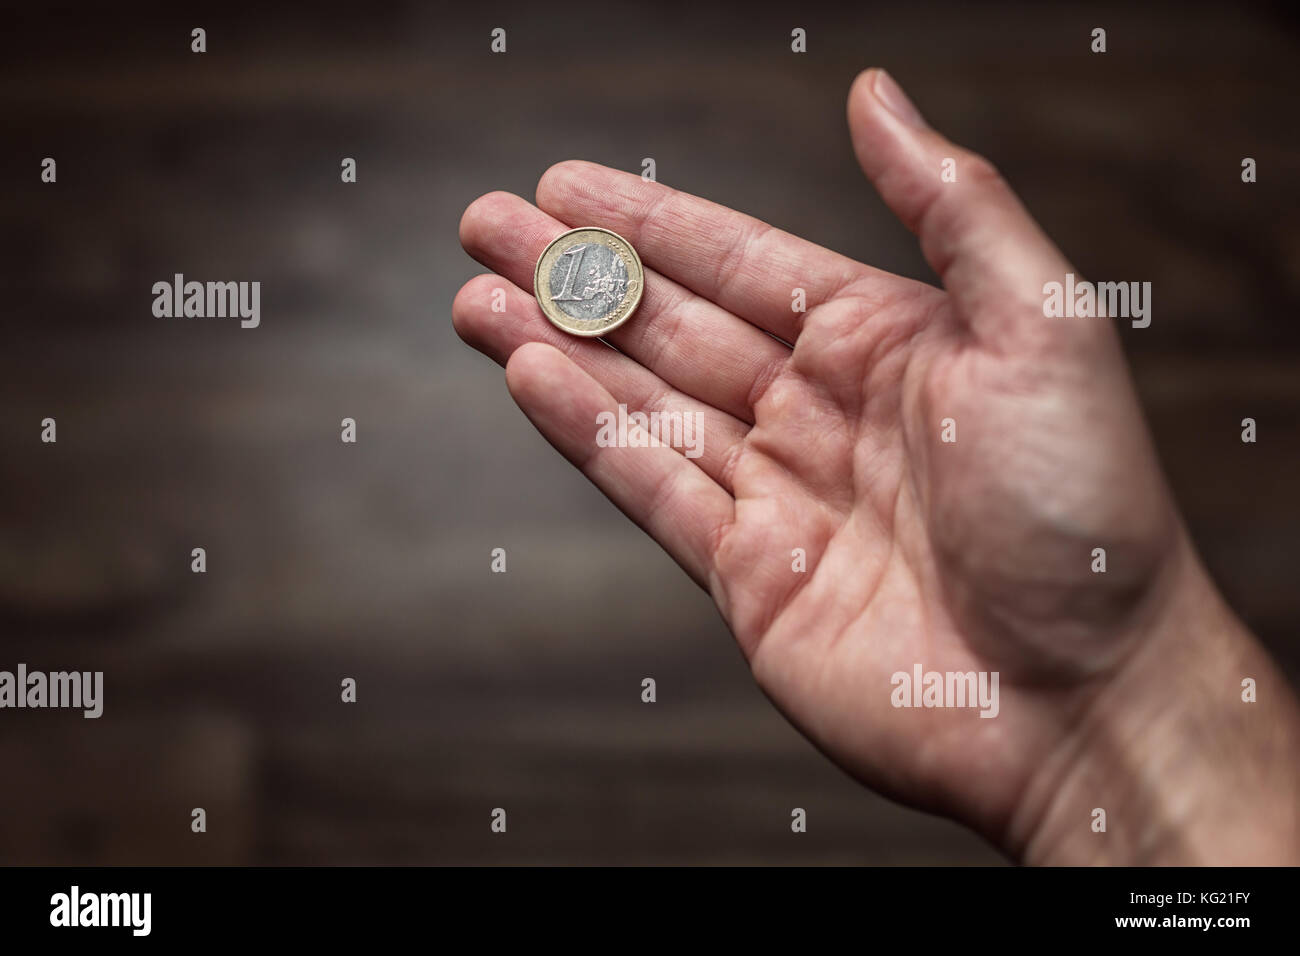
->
[1014,540,1300,865]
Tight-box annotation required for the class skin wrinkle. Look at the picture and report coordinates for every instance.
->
[739,407,851,520]
[834,269,926,318]
[726,353,856,642]
[702,511,737,604]
[713,215,770,311]
[468,278,751,484]
[641,188,761,313]
[636,449,690,546]
[631,290,782,426]
[635,298,771,418]
[796,255,873,327]
[735,289,893,654]
[601,245,790,424]
[594,321,755,481]
[1004,543,1202,856]
[808,350,867,514]
[825,494,902,661]
[605,432,723,590]
[634,187,677,268]
[1016,659,1174,863]
[624,279,691,353]
[637,295,689,397]
[915,154,1007,280]
[911,153,976,251]
[716,426,747,495]
[817,302,923,663]
[859,296,939,419]
[1003,698,1090,858]
[801,296,912,450]
[625,378,743,485]
[791,306,864,411]
[743,353,790,420]
[742,504,837,657]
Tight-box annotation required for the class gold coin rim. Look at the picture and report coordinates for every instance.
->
[533,226,644,337]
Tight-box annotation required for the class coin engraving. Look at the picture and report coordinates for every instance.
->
[534,228,644,336]
[549,243,629,320]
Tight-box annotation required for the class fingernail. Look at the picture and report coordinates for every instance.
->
[872,69,927,129]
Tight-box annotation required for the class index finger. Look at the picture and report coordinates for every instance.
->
[535,160,887,343]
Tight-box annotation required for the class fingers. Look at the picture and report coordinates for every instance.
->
[535,160,883,344]
[459,191,790,424]
[847,69,1073,347]
[505,341,734,591]
[453,274,749,489]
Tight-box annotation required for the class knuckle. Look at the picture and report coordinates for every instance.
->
[960,149,1008,193]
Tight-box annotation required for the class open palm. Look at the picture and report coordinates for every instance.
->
[454,70,1193,859]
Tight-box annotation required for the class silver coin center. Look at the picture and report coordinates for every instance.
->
[547,241,629,321]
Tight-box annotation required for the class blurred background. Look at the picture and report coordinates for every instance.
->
[1,0,1297,864]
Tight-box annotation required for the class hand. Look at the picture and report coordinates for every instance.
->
[454,69,1300,864]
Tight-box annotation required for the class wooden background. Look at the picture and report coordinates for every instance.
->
[0,1,1297,864]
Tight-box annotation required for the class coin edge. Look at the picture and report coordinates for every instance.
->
[533,227,644,338]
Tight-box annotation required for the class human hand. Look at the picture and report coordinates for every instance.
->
[454,69,1300,864]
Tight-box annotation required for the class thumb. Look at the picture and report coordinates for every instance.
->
[848,68,1072,347]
